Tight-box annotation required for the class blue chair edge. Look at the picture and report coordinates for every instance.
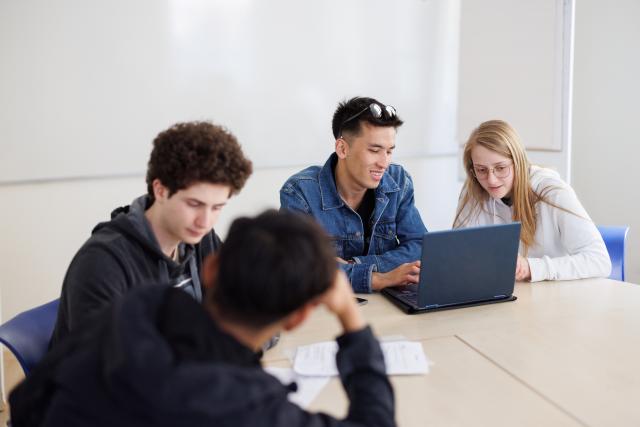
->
[596,225,630,282]
[0,299,59,374]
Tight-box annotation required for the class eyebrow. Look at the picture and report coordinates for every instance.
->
[187,198,227,207]
[473,161,510,167]
[369,143,396,150]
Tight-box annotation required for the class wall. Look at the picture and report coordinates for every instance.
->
[458,0,570,155]
[0,0,453,183]
[571,0,640,283]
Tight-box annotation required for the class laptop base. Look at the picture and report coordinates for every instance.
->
[381,288,517,315]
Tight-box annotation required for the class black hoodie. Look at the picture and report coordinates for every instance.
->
[50,195,221,347]
[10,287,396,427]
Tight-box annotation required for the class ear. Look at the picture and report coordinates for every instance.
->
[335,137,349,160]
[282,303,315,332]
[202,254,219,291]
[152,179,169,202]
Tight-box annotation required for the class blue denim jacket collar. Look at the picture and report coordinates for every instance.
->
[318,153,400,211]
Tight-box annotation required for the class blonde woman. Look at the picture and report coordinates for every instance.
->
[453,120,611,282]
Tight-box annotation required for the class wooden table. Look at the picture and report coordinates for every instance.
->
[262,279,640,427]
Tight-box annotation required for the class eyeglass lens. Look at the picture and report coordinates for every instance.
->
[472,164,511,179]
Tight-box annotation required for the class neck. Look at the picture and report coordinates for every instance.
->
[207,305,281,352]
[144,203,180,258]
[335,161,367,210]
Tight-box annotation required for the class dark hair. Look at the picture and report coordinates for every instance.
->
[208,210,336,327]
[331,96,404,139]
[146,121,253,201]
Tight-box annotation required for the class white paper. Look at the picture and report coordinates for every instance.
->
[264,367,330,408]
[293,341,340,376]
[292,340,430,377]
[380,341,430,375]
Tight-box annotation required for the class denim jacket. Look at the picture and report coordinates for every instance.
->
[280,153,427,293]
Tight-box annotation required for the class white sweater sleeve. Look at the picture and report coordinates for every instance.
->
[527,186,612,282]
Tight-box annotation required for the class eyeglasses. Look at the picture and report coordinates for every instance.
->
[339,103,397,135]
[471,163,512,180]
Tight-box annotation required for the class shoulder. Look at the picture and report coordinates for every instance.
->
[383,163,413,190]
[529,166,572,195]
[280,165,323,202]
[84,223,136,257]
[281,165,321,188]
[71,221,147,275]
[384,163,415,197]
[529,166,589,217]
[386,163,411,181]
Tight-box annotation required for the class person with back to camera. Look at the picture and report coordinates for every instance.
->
[280,96,427,293]
[453,119,611,282]
[10,210,396,427]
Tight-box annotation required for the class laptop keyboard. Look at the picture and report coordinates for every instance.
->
[391,284,420,306]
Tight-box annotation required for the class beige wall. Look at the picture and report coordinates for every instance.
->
[571,0,640,283]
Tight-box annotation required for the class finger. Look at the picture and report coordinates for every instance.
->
[405,273,420,284]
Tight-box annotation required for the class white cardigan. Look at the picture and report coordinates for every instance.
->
[455,166,611,282]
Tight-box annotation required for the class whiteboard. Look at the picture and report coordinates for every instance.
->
[457,0,571,151]
[0,0,458,183]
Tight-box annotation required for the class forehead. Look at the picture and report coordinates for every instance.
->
[351,123,397,149]
[174,182,231,204]
[470,145,510,165]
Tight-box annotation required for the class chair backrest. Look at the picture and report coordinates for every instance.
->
[0,299,59,374]
[597,225,630,281]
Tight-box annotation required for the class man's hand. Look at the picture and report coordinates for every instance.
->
[320,270,366,333]
[515,255,531,281]
[371,261,421,291]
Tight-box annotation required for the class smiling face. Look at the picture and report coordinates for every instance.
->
[336,122,396,191]
[470,144,514,200]
[153,180,231,246]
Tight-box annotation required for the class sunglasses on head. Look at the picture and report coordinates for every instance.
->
[339,103,397,135]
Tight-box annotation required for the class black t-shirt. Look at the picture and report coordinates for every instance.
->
[356,189,375,255]
[501,197,513,207]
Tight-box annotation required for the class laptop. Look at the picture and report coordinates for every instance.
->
[382,223,520,314]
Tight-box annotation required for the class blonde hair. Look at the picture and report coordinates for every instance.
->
[453,120,553,253]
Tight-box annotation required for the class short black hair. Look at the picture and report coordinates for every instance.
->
[208,210,336,327]
[146,121,253,202]
[331,96,404,139]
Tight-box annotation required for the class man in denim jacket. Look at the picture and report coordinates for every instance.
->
[280,96,427,293]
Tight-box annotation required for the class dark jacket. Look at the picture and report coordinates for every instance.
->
[10,287,396,427]
[50,195,221,347]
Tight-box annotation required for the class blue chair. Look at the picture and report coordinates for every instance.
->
[597,225,630,281]
[0,299,59,374]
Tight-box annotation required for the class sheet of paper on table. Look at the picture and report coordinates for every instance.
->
[292,340,430,377]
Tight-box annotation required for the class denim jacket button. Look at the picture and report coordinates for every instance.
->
[355,232,361,237]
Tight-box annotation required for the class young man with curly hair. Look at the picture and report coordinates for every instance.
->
[50,121,252,347]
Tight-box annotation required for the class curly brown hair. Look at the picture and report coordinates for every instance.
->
[146,121,253,201]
